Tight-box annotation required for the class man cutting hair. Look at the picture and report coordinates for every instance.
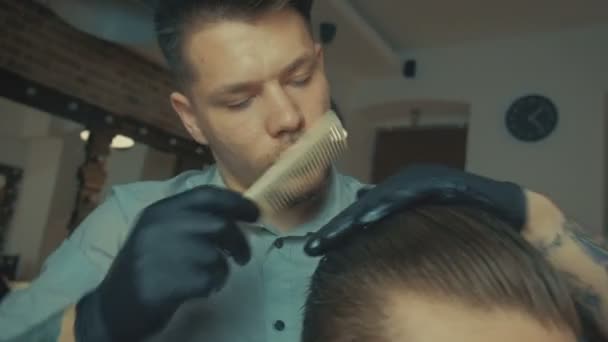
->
[0,1,607,341]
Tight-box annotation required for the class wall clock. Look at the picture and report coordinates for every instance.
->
[505,94,558,142]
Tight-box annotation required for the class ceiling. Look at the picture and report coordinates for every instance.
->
[35,0,166,65]
[37,0,608,69]
[350,0,608,52]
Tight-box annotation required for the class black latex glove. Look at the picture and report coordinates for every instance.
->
[305,164,527,256]
[75,185,260,342]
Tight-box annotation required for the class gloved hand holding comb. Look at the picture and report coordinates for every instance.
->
[75,186,259,342]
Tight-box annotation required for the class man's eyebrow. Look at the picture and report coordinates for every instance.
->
[210,82,256,99]
[209,53,316,98]
[282,53,315,75]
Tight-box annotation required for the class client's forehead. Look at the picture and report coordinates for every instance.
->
[385,292,577,342]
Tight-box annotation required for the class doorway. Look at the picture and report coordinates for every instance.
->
[371,126,468,183]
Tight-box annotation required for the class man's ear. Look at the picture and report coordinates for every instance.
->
[170,92,208,145]
[315,43,325,70]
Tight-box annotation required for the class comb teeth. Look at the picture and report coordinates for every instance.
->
[244,110,348,215]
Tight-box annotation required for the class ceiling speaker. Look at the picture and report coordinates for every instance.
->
[320,22,337,44]
[402,59,417,78]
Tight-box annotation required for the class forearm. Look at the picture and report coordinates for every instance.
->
[522,193,608,337]
[58,306,76,342]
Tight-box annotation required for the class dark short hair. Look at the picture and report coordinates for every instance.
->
[302,205,581,342]
[154,0,314,87]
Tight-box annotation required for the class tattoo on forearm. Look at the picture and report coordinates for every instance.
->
[563,221,608,265]
[557,220,608,336]
[537,232,563,256]
[563,273,608,340]
[562,273,603,318]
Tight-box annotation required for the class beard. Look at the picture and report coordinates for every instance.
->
[282,165,332,209]
[246,138,331,209]
[252,133,302,181]
[221,131,330,203]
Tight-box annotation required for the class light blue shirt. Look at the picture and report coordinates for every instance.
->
[0,165,364,341]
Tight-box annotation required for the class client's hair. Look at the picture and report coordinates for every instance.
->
[302,205,580,342]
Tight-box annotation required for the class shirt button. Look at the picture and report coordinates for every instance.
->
[273,238,284,249]
[273,320,286,331]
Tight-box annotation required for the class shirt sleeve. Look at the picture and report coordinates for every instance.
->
[0,193,131,341]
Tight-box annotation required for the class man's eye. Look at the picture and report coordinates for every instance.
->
[291,74,312,87]
[226,98,253,110]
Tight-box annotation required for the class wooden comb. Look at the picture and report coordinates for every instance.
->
[244,110,348,216]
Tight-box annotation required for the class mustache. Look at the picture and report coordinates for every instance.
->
[282,133,301,146]
[271,134,303,162]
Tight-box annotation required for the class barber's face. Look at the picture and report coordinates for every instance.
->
[171,9,330,193]
[385,294,577,342]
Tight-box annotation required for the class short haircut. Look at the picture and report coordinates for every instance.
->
[154,0,314,87]
[302,205,581,342]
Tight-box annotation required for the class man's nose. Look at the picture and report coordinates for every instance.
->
[264,83,304,138]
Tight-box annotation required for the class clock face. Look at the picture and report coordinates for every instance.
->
[505,95,558,142]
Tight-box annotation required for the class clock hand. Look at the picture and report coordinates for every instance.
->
[530,106,543,119]
[528,115,545,133]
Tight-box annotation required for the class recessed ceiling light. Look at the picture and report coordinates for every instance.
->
[80,130,135,150]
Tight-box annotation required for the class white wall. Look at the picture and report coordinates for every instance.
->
[39,131,84,265]
[0,97,178,279]
[100,144,177,198]
[141,147,178,181]
[605,93,608,232]
[0,99,30,170]
[0,99,65,279]
[6,138,63,279]
[101,143,150,199]
[337,24,608,234]
[0,139,27,170]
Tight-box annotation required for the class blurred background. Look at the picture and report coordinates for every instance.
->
[0,0,606,281]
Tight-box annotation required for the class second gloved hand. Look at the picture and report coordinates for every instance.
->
[75,185,259,342]
[305,164,527,256]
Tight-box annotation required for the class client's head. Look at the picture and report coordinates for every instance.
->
[302,205,580,342]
